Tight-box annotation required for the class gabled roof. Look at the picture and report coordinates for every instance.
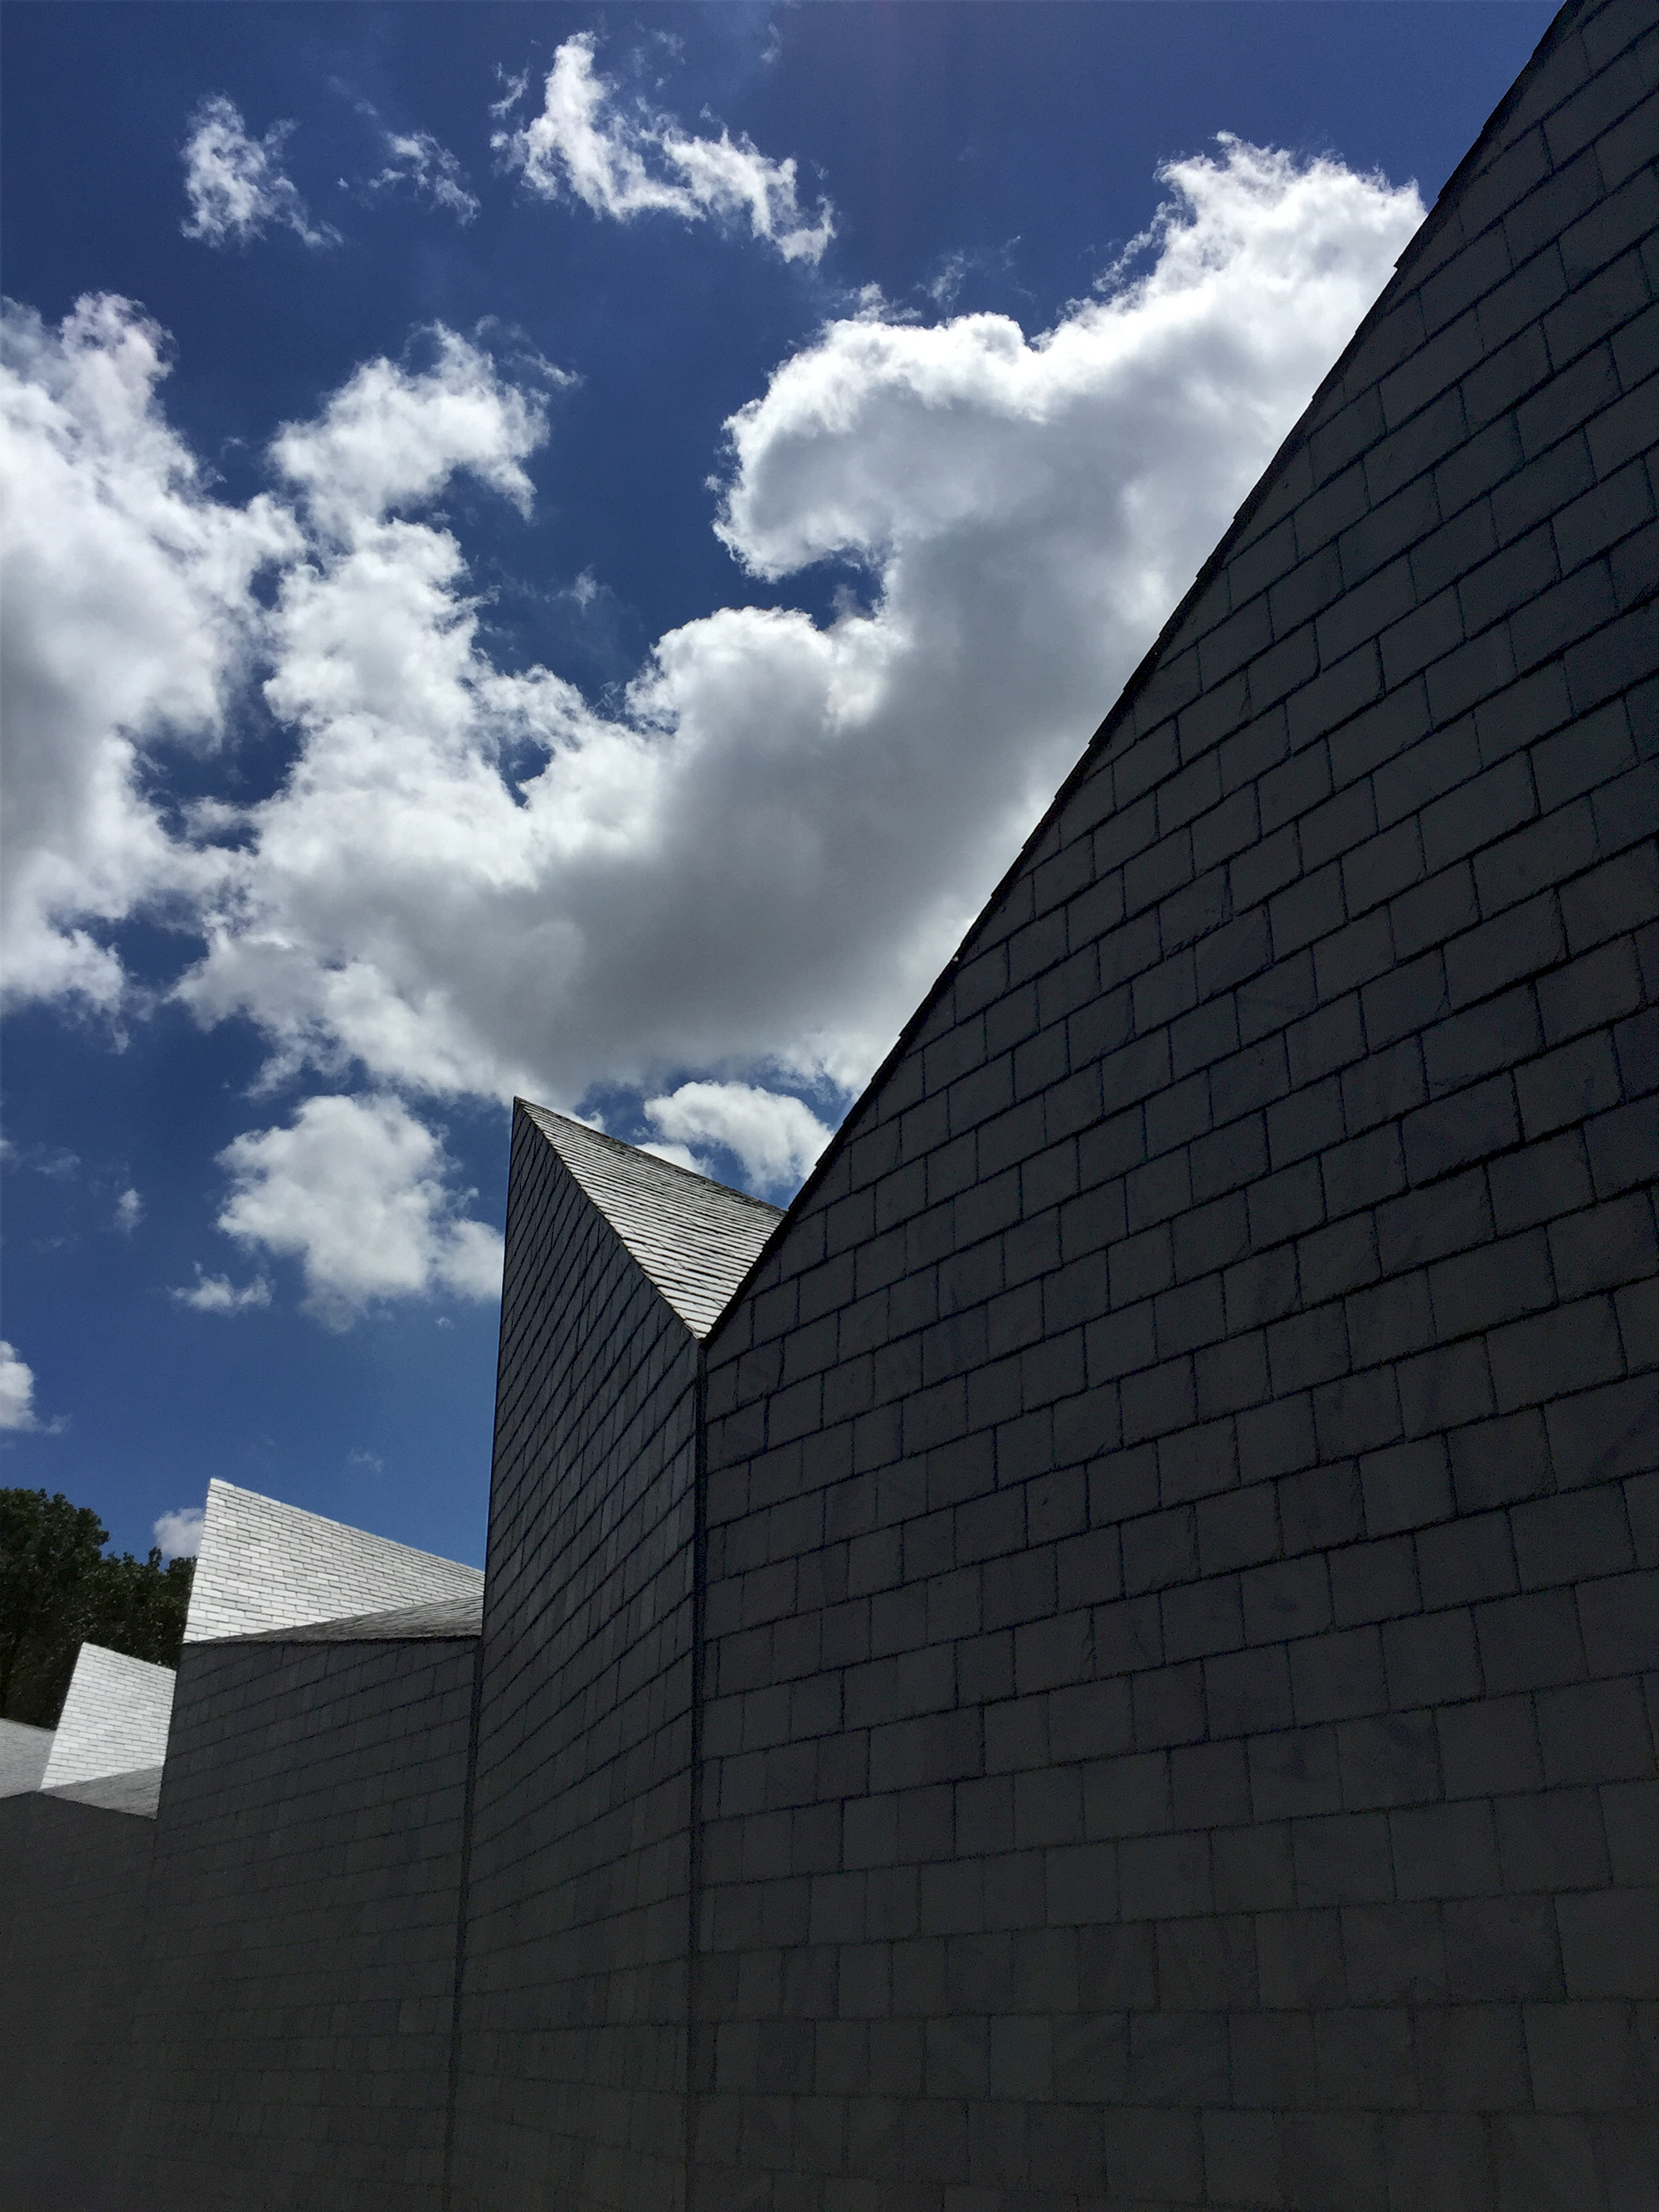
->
[185,1480,484,1644]
[40,1643,174,1817]
[520,1101,782,1339]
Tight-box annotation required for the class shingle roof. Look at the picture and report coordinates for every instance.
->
[236,1591,484,1642]
[44,1766,165,1818]
[41,1644,174,1799]
[521,1101,783,1339]
[186,1480,485,1644]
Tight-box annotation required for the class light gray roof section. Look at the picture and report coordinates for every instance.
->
[0,1718,54,1797]
[44,1766,164,1819]
[41,1644,174,1793]
[186,1480,485,1644]
[235,1591,484,1643]
[522,1102,782,1339]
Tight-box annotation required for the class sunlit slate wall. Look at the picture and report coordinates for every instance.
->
[0,1792,153,2212]
[119,1634,475,2212]
[693,2,1659,2205]
[450,1104,703,2212]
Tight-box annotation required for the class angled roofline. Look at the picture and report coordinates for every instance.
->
[515,1097,781,1339]
[703,0,1583,1349]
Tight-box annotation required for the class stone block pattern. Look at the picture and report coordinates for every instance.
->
[0,1792,154,2212]
[694,3,1659,2205]
[117,1636,475,2212]
[450,1106,703,2212]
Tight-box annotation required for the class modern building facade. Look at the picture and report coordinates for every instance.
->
[3,1,1656,2203]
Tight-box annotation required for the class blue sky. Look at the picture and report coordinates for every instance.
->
[2,2,1554,1568]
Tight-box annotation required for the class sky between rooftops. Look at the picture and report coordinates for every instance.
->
[1,0,1554,1567]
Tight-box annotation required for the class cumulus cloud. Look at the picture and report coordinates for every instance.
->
[172,1266,271,1314]
[0,1341,42,1431]
[3,140,1421,1225]
[114,1188,144,1233]
[153,1505,205,1556]
[646,1081,832,1195]
[498,34,834,263]
[267,326,552,539]
[367,129,479,224]
[181,94,339,250]
[0,294,298,1010]
[211,1093,503,1326]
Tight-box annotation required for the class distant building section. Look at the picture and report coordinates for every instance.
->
[0,1716,53,1796]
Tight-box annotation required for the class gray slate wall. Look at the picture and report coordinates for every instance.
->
[694,2,1659,2205]
[0,1792,154,2212]
[118,1634,475,2212]
[450,1105,703,2212]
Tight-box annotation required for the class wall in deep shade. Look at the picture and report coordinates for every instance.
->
[118,1634,475,2212]
[450,1106,703,2212]
[0,1792,154,2212]
[693,2,1659,2205]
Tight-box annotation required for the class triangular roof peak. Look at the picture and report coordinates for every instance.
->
[520,1101,782,1339]
[185,1480,484,1644]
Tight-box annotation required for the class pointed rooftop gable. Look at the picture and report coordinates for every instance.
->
[520,1101,783,1338]
[184,1479,484,1644]
[41,1643,174,1802]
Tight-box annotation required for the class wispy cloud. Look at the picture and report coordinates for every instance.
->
[365,126,479,225]
[181,94,339,249]
[172,1266,272,1315]
[496,34,834,263]
[114,1187,144,1233]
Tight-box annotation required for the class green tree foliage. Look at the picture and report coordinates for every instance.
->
[0,1489,195,1725]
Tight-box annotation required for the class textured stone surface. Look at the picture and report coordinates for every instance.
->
[119,1635,477,2212]
[450,1102,707,2212]
[186,1477,484,1643]
[0,1791,154,2212]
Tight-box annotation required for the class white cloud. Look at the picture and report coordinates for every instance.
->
[3,141,1421,1219]
[153,1505,204,1556]
[181,94,340,247]
[181,94,338,250]
[367,129,479,224]
[114,1187,144,1233]
[266,326,551,540]
[0,294,298,1011]
[498,34,834,263]
[212,1093,503,1327]
[172,1266,271,1314]
[0,1341,41,1431]
[646,1081,832,1195]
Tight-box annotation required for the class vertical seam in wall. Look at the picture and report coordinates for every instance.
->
[440,1631,484,2212]
[684,1341,709,2212]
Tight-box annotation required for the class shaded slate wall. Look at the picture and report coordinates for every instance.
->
[450,1104,702,2212]
[119,1635,475,2212]
[0,1792,153,2212]
[695,2,1659,2207]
